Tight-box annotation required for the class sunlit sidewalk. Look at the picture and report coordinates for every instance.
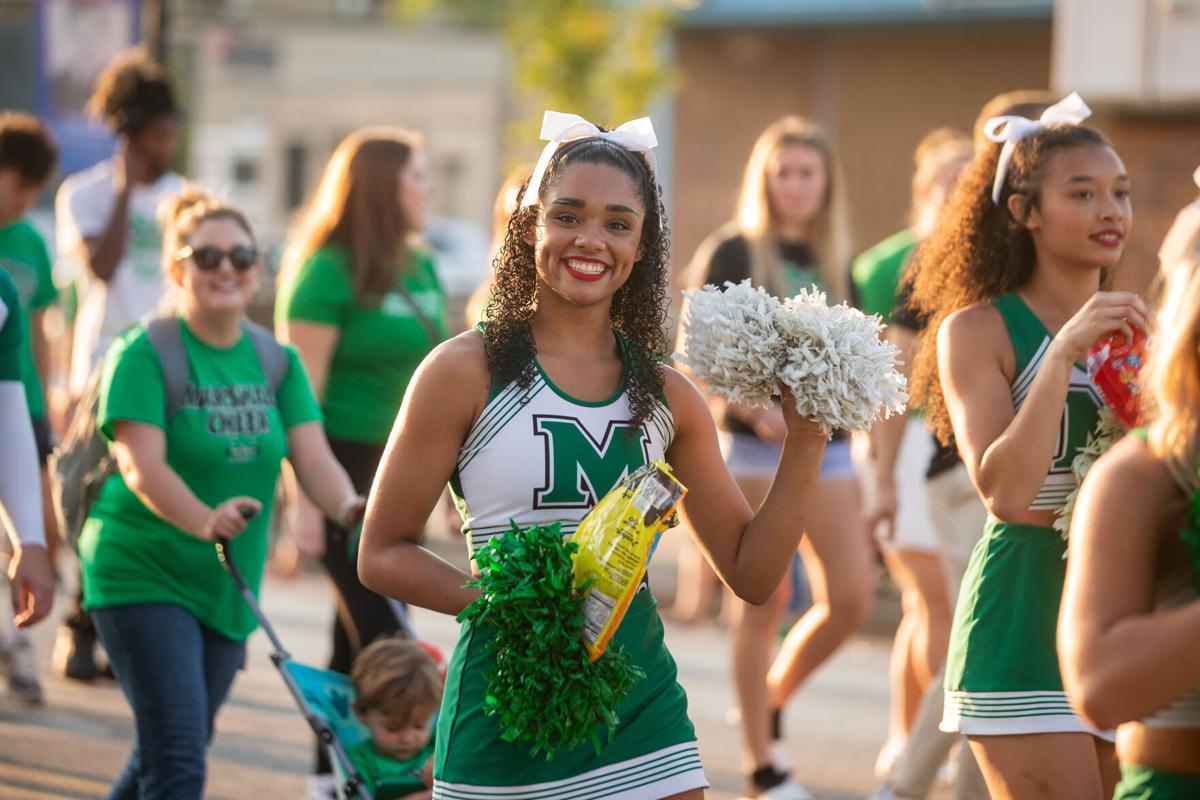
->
[2,536,907,800]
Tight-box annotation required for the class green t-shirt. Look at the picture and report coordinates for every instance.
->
[275,244,448,445]
[851,228,918,324]
[78,318,322,640]
[0,220,57,418]
[345,735,434,799]
[0,268,25,382]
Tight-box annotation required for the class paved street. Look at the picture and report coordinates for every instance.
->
[0,532,930,799]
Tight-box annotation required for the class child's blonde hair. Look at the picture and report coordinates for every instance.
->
[351,638,442,718]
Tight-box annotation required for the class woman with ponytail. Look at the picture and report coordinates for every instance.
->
[1059,183,1200,798]
[78,189,360,799]
[907,95,1149,796]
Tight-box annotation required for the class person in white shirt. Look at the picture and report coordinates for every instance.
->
[53,47,184,681]
[56,47,184,397]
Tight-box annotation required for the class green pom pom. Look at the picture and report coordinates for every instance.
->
[457,522,646,759]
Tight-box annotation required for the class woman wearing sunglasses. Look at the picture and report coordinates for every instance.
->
[75,187,362,799]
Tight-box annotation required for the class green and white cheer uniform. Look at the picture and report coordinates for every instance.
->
[435,349,708,799]
[1113,439,1200,798]
[941,293,1114,739]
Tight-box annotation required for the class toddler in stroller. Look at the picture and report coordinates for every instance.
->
[216,538,441,800]
[346,637,441,799]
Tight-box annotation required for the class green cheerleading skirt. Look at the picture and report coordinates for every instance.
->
[432,586,707,799]
[940,517,1113,740]
[1114,763,1200,799]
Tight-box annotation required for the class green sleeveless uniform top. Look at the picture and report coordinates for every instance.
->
[941,293,1113,739]
[434,345,707,799]
[994,293,1104,512]
[1113,434,1200,795]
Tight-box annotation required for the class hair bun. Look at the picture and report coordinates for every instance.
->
[159,186,216,228]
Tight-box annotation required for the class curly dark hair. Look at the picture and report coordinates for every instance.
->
[908,123,1113,444]
[86,47,177,135]
[482,136,670,430]
[0,112,57,184]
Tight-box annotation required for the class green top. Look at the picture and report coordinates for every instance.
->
[345,736,435,799]
[0,268,25,382]
[993,292,1103,512]
[851,228,917,323]
[0,220,57,417]
[275,244,448,445]
[78,318,322,640]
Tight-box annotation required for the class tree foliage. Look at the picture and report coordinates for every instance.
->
[389,0,677,133]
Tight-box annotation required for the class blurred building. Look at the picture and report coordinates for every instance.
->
[1,0,505,321]
[174,1,506,248]
[672,0,1200,295]
[166,0,506,323]
[1055,0,1200,290]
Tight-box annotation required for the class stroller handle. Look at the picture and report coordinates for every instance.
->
[215,535,292,660]
[215,514,376,800]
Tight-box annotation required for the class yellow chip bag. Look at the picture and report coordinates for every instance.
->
[570,461,687,661]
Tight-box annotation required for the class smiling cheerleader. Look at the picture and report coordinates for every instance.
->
[357,111,832,800]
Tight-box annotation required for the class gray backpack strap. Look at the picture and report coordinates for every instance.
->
[144,316,191,421]
[242,320,290,397]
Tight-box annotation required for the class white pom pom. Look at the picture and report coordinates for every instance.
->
[773,289,908,435]
[676,281,783,407]
[679,281,908,436]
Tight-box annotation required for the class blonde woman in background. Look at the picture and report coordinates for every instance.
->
[680,116,866,800]
[274,127,448,796]
[1059,179,1200,799]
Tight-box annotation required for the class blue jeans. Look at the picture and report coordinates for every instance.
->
[93,603,246,800]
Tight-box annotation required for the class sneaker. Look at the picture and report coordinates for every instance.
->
[306,773,338,800]
[744,766,813,800]
[749,777,814,800]
[874,736,905,780]
[5,636,44,704]
[770,738,794,772]
[52,624,101,682]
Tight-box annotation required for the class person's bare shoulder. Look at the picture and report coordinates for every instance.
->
[407,329,492,424]
[1082,435,1189,534]
[940,300,1013,377]
[661,364,713,431]
[942,300,1006,343]
[662,364,699,403]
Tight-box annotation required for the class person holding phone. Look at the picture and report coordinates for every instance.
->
[77,188,361,799]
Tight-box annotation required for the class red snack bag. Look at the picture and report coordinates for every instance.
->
[1086,328,1147,429]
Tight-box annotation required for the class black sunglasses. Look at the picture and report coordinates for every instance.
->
[176,244,259,273]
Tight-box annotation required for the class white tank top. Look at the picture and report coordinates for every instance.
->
[451,360,674,558]
[1143,530,1200,729]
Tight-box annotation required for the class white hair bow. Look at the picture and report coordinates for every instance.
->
[984,92,1092,205]
[518,110,659,208]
